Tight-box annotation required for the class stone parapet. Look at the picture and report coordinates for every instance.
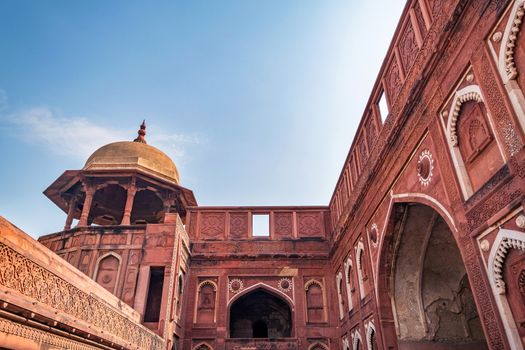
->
[0,216,164,350]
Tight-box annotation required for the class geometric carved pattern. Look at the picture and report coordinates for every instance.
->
[274,212,293,237]
[0,243,163,350]
[297,213,322,236]
[399,22,419,74]
[200,213,225,238]
[229,213,248,239]
[492,237,525,294]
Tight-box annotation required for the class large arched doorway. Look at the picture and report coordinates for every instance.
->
[378,202,487,349]
[229,288,292,338]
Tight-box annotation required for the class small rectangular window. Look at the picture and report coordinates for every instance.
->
[252,214,270,237]
[378,91,389,123]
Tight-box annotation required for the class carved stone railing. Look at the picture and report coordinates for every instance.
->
[0,216,164,350]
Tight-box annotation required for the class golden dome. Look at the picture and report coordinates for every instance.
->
[84,141,180,184]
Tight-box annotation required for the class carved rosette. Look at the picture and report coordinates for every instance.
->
[277,278,293,293]
[417,149,434,186]
[228,278,244,294]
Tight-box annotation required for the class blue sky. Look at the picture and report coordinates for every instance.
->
[0,0,405,237]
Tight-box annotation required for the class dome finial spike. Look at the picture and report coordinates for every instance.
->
[133,120,147,144]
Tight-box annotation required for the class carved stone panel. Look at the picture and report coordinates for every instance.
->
[200,213,226,240]
[229,212,248,239]
[273,212,293,238]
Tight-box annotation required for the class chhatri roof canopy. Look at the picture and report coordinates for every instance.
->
[43,122,196,223]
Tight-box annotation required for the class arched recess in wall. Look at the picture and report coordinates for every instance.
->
[89,184,127,225]
[228,286,292,339]
[336,271,345,319]
[376,199,488,350]
[192,342,213,350]
[497,0,525,133]
[355,242,367,300]
[130,188,164,224]
[342,336,351,350]
[194,280,217,324]
[352,329,362,350]
[308,342,329,350]
[344,257,354,311]
[176,272,185,317]
[366,321,379,350]
[487,228,525,349]
[304,279,326,323]
[445,84,505,199]
[93,252,122,295]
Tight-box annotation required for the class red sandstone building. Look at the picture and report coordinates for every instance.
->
[1,0,525,349]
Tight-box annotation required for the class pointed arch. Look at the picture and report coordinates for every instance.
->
[92,251,122,294]
[227,282,294,308]
[352,329,362,350]
[366,321,378,350]
[308,342,329,350]
[355,241,366,299]
[344,256,354,311]
[487,228,525,349]
[192,342,213,350]
[336,271,344,319]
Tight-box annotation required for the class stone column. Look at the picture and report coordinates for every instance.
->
[121,187,137,225]
[77,187,95,227]
[64,196,77,230]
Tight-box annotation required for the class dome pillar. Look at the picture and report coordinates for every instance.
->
[77,186,95,227]
[121,183,137,226]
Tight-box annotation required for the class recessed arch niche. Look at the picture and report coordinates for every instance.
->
[229,288,292,339]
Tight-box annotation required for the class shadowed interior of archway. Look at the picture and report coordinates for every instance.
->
[388,203,488,350]
[229,289,292,338]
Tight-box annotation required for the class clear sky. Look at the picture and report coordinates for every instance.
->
[0,0,406,237]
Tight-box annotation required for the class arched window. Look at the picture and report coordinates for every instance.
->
[352,329,362,350]
[344,257,354,311]
[355,242,367,299]
[305,280,325,323]
[336,271,345,319]
[93,252,121,294]
[366,321,379,350]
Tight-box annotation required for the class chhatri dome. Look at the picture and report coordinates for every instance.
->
[84,121,180,184]
[44,121,196,228]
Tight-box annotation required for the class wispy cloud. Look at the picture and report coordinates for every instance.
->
[0,90,8,111]
[2,105,201,161]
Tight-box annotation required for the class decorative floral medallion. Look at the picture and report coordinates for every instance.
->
[369,223,379,247]
[228,278,244,294]
[417,149,434,186]
[277,278,293,293]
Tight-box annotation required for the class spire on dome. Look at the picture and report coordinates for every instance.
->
[133,120,147,144]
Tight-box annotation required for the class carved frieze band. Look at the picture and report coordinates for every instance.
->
[0,317,98,350]
[0,243,163,350]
